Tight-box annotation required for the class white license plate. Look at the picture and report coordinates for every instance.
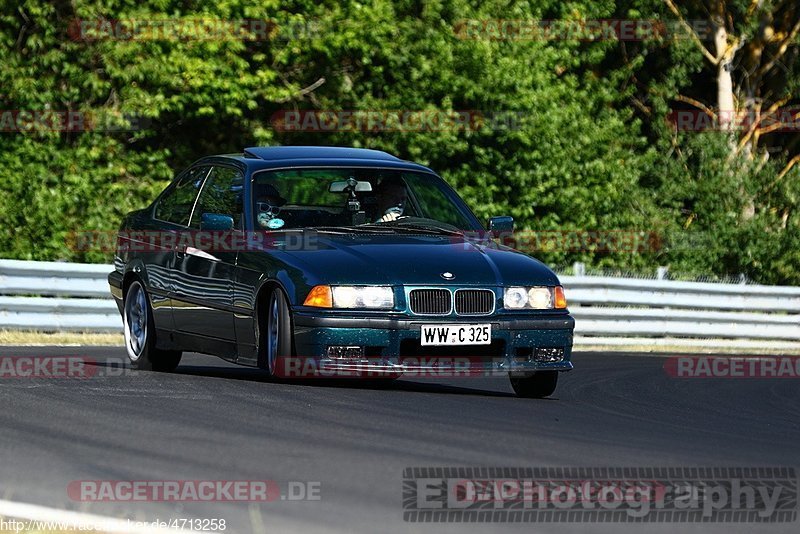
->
[420,324,492,346]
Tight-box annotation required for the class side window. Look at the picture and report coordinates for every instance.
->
[155,166,209,226]
[191,166,244,229]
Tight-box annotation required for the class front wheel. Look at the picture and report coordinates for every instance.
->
[509,371,558,398]
[257,288,293,377]
[123,280,182,372]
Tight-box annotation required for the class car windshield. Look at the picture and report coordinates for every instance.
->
[251,168,480,232]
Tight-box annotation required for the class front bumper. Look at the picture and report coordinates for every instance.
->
[290,311,574,376]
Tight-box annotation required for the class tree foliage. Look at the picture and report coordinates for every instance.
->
[0,0,797,283]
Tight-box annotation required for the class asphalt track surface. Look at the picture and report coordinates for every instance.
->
[0,346,798,533]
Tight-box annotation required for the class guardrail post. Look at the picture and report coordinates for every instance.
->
[573,262,585,277]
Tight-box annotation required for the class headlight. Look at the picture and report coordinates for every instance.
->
[332,286,393,308]
[503,286,567,309]
[355,286,394,308]
[332,286,358,307]
[304,285,394,309]
[503,287,528,309]
[527,287,552,309]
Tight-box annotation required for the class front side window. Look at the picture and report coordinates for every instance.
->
[155,166,209,226]
[191,166,244,229]
[251,168,479,231]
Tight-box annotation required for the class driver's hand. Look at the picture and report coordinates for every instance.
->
[379,212,401,222]
[378,212,401,222]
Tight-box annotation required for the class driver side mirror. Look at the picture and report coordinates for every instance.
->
[489,216,514,238]
[200,213,234,231]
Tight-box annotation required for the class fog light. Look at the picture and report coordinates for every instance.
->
[534,347,564,363]
[514,348,534,363]
[326,346,365,360]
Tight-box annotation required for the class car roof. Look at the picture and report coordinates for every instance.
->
[244,146,400,161]
[199,146,436,175]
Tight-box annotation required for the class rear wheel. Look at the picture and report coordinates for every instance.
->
[123,280,182,372]
[257,288,293,377]
[509,371,558,398]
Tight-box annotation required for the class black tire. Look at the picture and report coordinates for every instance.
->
[123,280,182,372]
[509,371,558,398]
[257,288,293,378]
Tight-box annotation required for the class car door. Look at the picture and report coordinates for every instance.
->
[150,165,211,334]
[171,164,244,346]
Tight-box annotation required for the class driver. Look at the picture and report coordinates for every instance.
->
[254,184,287,229]
[373,176,408,222]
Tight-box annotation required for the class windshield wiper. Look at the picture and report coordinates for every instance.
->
[303,220,465,237]
[363,219,464,236]
[303,226,396,234]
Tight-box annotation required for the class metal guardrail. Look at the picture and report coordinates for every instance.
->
[1,259,799,350]
[560,275,800,347]
[0,260,118,331]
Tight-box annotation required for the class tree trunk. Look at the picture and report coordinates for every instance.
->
[713,12,735,130]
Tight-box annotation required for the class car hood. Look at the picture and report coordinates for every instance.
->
[282,233,560,287]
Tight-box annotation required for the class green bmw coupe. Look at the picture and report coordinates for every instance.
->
[109,146,574,397]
